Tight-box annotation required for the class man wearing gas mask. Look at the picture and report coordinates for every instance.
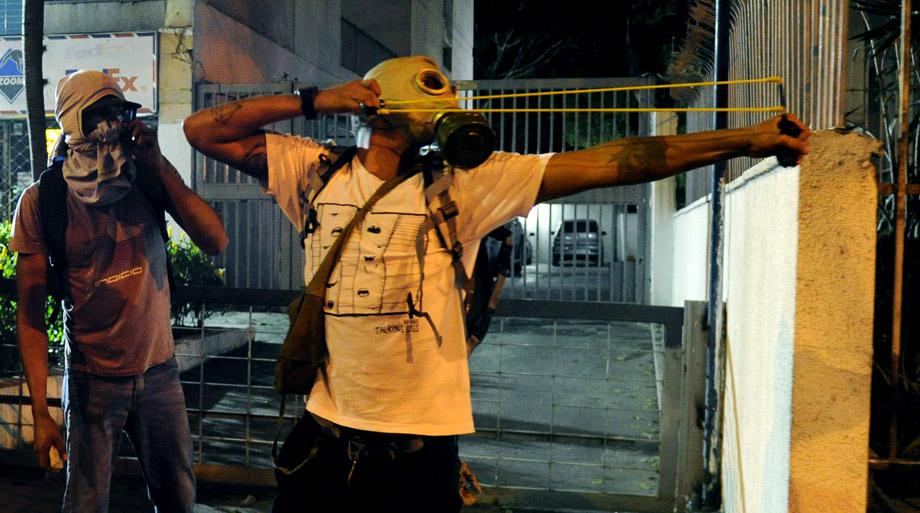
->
[11,70,228,512]
[184,55,809,512]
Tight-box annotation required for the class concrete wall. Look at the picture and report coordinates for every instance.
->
[45,0,166,33]
[194,1,353,85]
[655,130,877,512]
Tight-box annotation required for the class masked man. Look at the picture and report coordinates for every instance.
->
[11,70,228,513]
[183,56,809,512]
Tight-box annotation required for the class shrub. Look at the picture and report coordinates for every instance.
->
[0,220,64,374]
[166,228,226,327]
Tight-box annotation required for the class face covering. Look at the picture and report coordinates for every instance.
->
[54,70,141,206]
[62,119,135,206]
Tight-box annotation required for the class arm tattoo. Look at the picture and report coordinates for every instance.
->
[241,142,268,182]
[211,102,242,124]
[608,138,668,174]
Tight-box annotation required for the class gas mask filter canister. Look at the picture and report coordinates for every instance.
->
[433,111,496,168]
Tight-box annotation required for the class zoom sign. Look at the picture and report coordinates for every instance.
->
[0,49,24,103]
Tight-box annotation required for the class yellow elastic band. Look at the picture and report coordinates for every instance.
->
[375,106,786,115]
[382,76,785,106]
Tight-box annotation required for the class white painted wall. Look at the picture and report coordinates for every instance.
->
[651,131,877,513]
[720,160,799,513]
[669,196,709,306]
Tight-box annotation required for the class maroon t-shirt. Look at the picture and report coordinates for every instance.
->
[11,183,174,376]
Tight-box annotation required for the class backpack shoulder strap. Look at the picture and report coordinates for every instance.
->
[300,144,357,247]
[37,159,70,303]
[422,165,472,294]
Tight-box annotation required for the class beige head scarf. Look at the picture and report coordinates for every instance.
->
[54,70,140,205]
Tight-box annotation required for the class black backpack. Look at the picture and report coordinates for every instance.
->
[37,157,174,306]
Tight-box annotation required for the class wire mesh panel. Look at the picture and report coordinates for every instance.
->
[464,317,663,498]
[0,119,31,221]
[459,78,652,304]
[162,299,687,512]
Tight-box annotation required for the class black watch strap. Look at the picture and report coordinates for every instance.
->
[297,86,319,119]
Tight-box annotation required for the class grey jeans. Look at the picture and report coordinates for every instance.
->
[62,357,196,513]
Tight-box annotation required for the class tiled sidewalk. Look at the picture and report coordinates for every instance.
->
[0,465,517,513]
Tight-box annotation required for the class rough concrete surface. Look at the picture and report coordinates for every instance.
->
[789,130,880,513]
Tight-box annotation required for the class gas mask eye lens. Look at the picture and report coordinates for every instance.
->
[416,69,450,95]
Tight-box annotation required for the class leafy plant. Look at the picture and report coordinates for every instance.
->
[0,220,64,375]
[166,227,226,327]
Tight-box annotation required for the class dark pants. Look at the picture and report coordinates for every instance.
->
[272,414,462,513]
[62,358,196,513]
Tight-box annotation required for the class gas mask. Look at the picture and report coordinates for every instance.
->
[360,56,495,168]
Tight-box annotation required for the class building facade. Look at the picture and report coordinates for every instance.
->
[0,0,474,216]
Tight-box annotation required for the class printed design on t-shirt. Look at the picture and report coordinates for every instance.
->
[308,202,427,316]
[88,199,166,294]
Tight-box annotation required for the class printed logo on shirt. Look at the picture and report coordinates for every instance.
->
[310,204,427,316]
[95,266,143,287]
[374,318,420,335]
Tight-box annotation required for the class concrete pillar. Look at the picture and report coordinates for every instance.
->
[158,0,195,185]
[787,130,880,512]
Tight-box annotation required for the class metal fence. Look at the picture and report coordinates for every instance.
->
[195,78,654,303]
[0,281,704,512]
[0,119,32,221]
[682,0,850,205]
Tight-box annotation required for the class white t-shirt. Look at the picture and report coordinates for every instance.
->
[265,133,550,435]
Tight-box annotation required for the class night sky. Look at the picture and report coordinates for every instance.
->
[473,0,689,79]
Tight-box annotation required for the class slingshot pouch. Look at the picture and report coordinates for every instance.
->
[274,169,419,395]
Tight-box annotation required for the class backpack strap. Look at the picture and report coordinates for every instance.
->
[423,165,472,296]
[37,159,70,304]
[299,145,358,248]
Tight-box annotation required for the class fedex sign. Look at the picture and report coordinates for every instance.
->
[65,68,140,93]
[0,32,156,116]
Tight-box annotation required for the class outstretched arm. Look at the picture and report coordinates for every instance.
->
[537,114,811,202]
[182,80,382,181]
[129,121,229,255]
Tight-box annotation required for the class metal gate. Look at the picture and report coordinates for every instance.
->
[194,78,653,302]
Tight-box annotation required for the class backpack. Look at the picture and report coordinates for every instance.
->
[37,157,175,306]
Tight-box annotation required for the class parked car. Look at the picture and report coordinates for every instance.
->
[552,219,604,266]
